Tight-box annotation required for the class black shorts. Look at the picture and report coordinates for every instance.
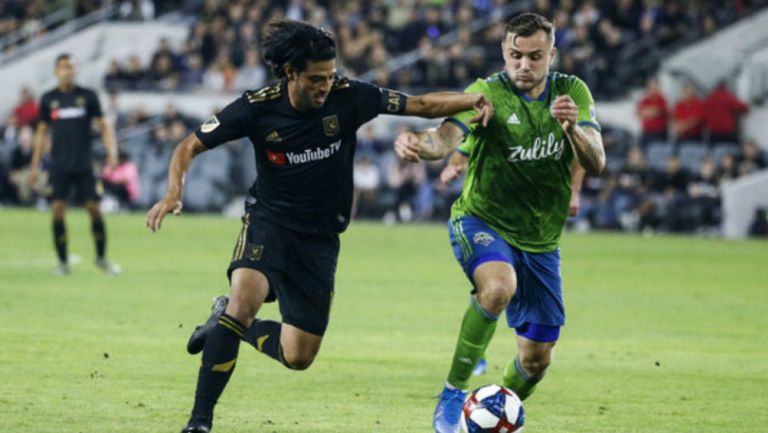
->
[227,211,340,336]
[50,170,100,202]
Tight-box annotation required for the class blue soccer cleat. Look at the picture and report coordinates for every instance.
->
[472,358,488,376]
[433,385,466,433]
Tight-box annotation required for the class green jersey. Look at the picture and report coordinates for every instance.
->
[450,71,600,252]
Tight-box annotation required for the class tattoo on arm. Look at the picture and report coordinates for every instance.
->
[569,127,605,175]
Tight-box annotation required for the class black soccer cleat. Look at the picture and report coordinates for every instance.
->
[186,295,229,355]
[180,418,211,433]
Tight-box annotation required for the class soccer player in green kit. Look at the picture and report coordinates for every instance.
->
[394,13,604,433]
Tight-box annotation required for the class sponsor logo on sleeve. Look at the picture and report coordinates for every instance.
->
[200,115,220,133]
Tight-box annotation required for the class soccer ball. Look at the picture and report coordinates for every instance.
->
[461,384,525,433]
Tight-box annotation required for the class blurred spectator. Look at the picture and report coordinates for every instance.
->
[386,158,426,223]
[357,125,387,156]
[352,155,381,218]
[718,153,739,184]
[738,138,767,176]
[672,81,705,143]
[104,59,126,90]
[13,87,39,128]
[643,156,691,232]
[180,52,206,90]
[8,126,47,204]
[234,48,267,91]
[118,0,155,21]
[703,81,749,145]
[101,150,140,208]
[123,55,147,89]
[687,157,721,229]
[636,77,668,146]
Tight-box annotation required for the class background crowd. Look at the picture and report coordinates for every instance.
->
[1,0,767,237]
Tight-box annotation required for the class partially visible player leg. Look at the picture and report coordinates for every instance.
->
[81,171,120,274]
[501,332,557,401]
[241,229,333,370]
[183,268,268,433]
[435,261,516,433]
[85,200,106,259]
[243,322,322,370]
[51,199,69,274]
[435,216,518,433]
[500,247,563,401]
[446,261,515,389]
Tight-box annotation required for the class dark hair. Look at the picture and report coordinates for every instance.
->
[261,19,336,78]
[505,12,554,44]
[55,53,71,67]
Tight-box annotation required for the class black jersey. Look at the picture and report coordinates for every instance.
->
[39,86,103,173]
[194,77,408,234]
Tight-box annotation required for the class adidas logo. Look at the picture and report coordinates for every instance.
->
[507,113,521,125]
[265,130,282,142]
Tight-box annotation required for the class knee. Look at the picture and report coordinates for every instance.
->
[281,351,316,371]
[227,270,269,323]
[225,296,257,325]
[52,202,66,220]
[85,203,101,219]
[478,280,515,312]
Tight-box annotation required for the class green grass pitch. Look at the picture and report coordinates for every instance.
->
[0,207,766,433]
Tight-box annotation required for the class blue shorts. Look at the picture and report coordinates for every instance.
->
[448,215,564,342]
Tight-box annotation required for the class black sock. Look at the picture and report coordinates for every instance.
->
[52,219,67,264]
[243,319,288,367]
[91,218,106,259]
[190,313,245,422]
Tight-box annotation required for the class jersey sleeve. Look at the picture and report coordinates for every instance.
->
[88,90,103,118]
[351,80,408,126]
[456,135,476,156]
[194,95,251,149]
[568,77,601,132]
[445,79,489,138]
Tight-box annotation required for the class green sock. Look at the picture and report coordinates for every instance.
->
[446,296,498,390]
[501,357,544,401]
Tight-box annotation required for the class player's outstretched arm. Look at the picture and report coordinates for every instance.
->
[569,159,585,217]
[145,133,207,233]
[440,151,469,184]
[551,95,606,175]
[405,92,494,125]
[395,121,466,162]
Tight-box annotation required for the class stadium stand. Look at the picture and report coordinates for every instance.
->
[1,0,767,238]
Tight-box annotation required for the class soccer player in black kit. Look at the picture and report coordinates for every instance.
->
[145,19,493,433]
[30,53,121,275]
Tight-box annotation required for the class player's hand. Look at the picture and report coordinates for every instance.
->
[395,132,421,163]
[550,95,578,132]
[568,192,580,217]
[467,95,494,127]
[145,196,183,233]
[440,163,463,184]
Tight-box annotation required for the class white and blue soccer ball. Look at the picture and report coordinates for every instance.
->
[461,384,525,433]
